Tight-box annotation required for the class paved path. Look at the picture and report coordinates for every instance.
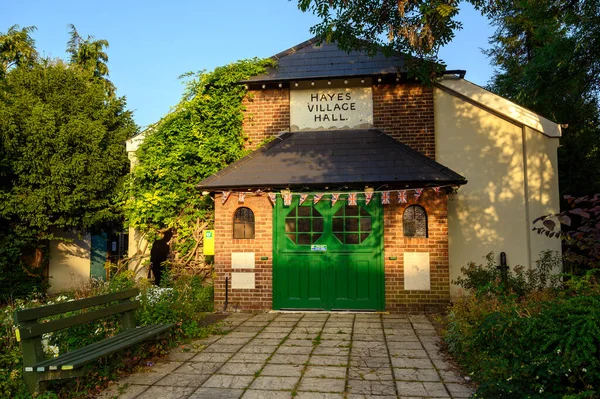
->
[98,313,474,399]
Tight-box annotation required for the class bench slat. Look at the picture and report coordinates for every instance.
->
[31,324,174,371]
[18,301,139,340]
[32,327,145,369]
[15,288,139,323]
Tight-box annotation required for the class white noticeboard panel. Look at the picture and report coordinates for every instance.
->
[232,252,255,269]
[404,252,431,291]
[290,87,373,131]
[231,273,255,289]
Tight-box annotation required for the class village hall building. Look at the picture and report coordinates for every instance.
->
[193,38,562,313]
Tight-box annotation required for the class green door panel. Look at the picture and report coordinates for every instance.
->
[273,194,384,311]
[90,234,107,281]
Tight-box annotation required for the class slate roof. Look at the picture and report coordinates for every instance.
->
[197,129,466,191]
[241,38,408,83]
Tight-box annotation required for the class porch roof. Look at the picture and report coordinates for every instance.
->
[197,129,467,191]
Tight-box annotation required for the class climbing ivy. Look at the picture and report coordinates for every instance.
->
[125,58,275,275]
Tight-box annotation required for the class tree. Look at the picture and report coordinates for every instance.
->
[0,60,135,235]
[0,58,136,298]
[297,0,491,79]
[0,24,38,78]
[66,24,114,95]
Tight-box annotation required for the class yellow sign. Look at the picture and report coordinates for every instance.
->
[203,230,215,255]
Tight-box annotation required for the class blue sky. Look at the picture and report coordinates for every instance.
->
[3,0,495,129]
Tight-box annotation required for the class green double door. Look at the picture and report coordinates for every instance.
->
[273,195,384,311]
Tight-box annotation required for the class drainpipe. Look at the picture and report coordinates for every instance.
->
[223,276,229,312]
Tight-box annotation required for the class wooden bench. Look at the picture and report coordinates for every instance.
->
[13,288,174,393]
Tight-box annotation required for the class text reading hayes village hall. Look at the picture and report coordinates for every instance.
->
[308,92,358,122]
[123,38,563,313]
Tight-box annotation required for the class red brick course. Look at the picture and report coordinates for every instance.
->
[214,194,273,312]
[242,89,290,150]
[383,190,450,313]
[372,83,436,159]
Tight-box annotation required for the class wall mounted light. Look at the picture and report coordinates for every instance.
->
[262,84,266,89]
[344,80,349,84]
[278,83,282,88]
[294,82,299,87]
[327,80,331,85]
[311,81,315,86]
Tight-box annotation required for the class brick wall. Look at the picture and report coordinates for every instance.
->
[383,190,450,313]
[214,194,273,312]
[214,190,450,313]
[242,89,290,150]
[373,83,436,159]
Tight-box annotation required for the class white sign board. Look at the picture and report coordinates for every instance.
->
[231,272,255,289]
[404,252,431,291]
[231,252,255,269]
[290,87,373,131]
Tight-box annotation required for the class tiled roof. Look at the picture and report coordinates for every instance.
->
[241,38,407,83]
[197,129,466,190]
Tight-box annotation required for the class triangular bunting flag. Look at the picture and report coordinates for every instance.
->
[347,193,357,206]
[238,192,246,203]
[299,194,308,205]
[313,193,323,204]
[382,191,390,205]
[433,187,442,195]
[221,191,231,205]
[414,188,423,201]
[283,192,292,206]
[331,193,340,206]
[267,193,277,205]
[365,192,373,205]
[397,190,407,204]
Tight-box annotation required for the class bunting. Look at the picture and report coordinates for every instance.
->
[221,191,231,205]
[331,193,341,206]
[414,188,423,201]
[223,186,453,208]
[382,191,390,205]
[347,192,357,206]
[397,190,407,204]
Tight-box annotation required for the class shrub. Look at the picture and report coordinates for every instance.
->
[445,259,600,398]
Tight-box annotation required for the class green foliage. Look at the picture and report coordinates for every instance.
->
[0,60,134,237]
[125,58,274,268]
[445,259,600,398]
[0,25,38,78]
[0,272,216,398]
[453,251,561,298]
[297,0,463,81]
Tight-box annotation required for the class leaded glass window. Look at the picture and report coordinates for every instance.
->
[403,205,427,238]
[332,204,372,244]
[233,207,255,239]
[285,204,323,244]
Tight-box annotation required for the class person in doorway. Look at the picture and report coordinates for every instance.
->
[150,230,172,286]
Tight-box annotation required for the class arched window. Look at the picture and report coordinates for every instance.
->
[403,205,427,238]
[233,207,255,239]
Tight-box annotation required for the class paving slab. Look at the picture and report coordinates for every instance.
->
[261,364,304,377]
[95,312,474,399]
[218,362,263,375]
[202,374,254,389]
[298,377,346,393]
[250,376,299,390]
[189,387,244,398]
[304,365,347,379]
[136,385,195,399]
[155,373,210,387]
[347,379,397,396]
